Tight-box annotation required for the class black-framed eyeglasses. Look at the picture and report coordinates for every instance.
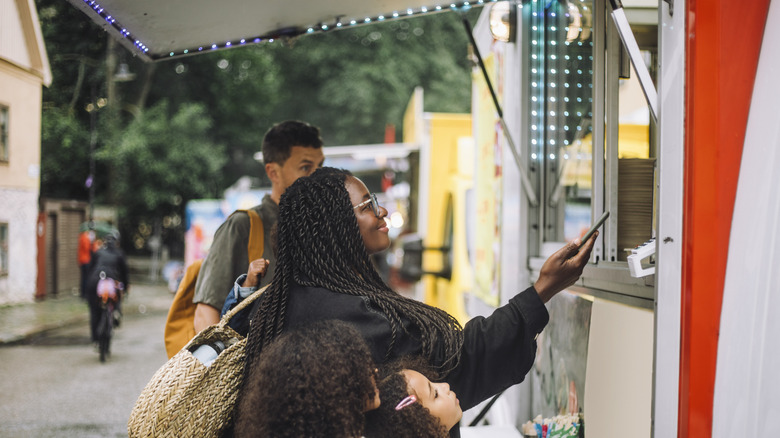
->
[353,193,381,218]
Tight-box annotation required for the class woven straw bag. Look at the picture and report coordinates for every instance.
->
[127,285,268,438]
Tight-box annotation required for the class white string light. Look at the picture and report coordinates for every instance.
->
[75,0,497,60]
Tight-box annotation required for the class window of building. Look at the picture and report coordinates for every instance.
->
[0,223,8,276]
[0,105,8,162]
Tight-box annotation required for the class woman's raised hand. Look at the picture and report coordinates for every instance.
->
[533,232,597,303]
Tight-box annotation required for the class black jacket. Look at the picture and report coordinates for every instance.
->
[86,244,129,302]
[279,283,550,435]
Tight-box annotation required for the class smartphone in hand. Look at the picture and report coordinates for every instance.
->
[578,211,609,250]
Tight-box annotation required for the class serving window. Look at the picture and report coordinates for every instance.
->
[523,0,658,307]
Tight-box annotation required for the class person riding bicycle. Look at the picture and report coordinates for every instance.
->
[86,231,129,344]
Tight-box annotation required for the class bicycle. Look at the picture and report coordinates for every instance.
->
[95,271,123,363]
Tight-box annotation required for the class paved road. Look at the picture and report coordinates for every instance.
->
[0,300,171,437]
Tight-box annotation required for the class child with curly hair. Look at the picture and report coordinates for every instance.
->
[365,357,462,438]
[234,319,380,438]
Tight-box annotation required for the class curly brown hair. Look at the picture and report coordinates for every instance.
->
[234,320,377,438]
[364,357,449,438]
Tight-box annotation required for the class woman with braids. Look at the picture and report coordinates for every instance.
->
[234,320,380,437]
[236,167,597,436]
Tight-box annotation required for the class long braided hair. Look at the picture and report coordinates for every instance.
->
[244,167,464,374]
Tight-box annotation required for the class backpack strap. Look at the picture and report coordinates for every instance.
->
[240,209,264,261]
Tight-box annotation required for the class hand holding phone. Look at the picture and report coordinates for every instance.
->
[579,211,609,249]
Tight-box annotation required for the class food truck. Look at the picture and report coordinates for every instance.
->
[67,0,779,436]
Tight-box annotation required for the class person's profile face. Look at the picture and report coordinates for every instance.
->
[272,146,325,191]
[345,176,391,255]
[402,369,463,431]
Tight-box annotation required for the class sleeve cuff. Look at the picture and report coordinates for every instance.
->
[233,274,258,299]
[511,286,550,338]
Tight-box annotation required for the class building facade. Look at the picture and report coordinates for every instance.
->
[0,0,51,304]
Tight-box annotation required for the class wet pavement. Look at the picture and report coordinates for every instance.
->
[0,288,174,437]
[0,279,173,345]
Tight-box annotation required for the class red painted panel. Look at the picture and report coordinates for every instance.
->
[36,212,46,300]
[680,0,770,436]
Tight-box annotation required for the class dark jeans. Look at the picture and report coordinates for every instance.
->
[88,294,122,341]
[80,264,89,299]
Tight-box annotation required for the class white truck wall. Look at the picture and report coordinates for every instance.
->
[713,0,780,435]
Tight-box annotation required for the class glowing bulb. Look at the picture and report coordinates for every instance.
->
[390,212,404,228]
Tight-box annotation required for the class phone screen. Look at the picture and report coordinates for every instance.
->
[579,211,609,249]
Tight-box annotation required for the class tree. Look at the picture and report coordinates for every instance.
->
[39,107,91,199]
[258,10,479,146]
[37,1,481,255]
[37,0,108,201]
[98,100,226,250]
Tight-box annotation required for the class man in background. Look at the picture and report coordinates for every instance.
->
[192,120,325,332]
[77,224,95,299]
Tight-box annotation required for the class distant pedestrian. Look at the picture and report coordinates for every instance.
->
[78,225,95,300]
[86,232,129,342]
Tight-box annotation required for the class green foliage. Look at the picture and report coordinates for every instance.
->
[36,0,107,118]
[253,10,480,146]
[37,3,481,254]
[163,48,286,187]
[40,107,92,199]
[98,100,226,219]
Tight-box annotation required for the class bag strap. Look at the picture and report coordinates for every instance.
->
[218,284,270,328]
[244,209,264,261]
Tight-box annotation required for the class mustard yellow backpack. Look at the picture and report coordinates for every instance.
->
[163,209,263,358]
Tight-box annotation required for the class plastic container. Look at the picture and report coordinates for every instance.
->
[191,340,226,366]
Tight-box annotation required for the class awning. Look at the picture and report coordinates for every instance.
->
[66,0,493,62]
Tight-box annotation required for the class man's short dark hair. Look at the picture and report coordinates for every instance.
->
[261,120,323,165]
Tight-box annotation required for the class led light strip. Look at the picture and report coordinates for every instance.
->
[78,0,149,54]
[77,0,497,61]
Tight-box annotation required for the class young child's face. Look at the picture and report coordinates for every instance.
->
[403,370,463,430]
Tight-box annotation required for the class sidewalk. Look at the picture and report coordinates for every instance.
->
[0,278,174,345]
